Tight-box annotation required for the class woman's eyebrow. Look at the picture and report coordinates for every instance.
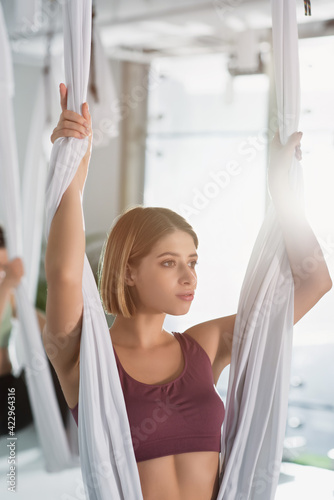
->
[156,252,198,258]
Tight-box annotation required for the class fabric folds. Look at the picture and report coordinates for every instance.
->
[217,1,303,498]
[45,1,143,498]
[43,0,304,498]
[88,27,121,147]
[0,4,74,472]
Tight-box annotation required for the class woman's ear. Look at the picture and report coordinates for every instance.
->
[124,264,136,286]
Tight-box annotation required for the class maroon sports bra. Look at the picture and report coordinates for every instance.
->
[70,331,225,462]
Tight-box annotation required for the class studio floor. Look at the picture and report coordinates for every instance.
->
[0,423,333,500]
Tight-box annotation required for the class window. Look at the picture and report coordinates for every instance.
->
[145,54,269,340]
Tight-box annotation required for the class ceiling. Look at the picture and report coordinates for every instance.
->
[2,0,334,65]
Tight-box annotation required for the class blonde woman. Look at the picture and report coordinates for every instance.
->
[44,84,332,500]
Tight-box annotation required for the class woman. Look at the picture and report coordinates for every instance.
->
[0,227,23,378]
[44,83,332,500]
[0,227,33,434]
[0,226,69,432]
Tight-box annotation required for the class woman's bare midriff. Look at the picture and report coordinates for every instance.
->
[137,450,220,500]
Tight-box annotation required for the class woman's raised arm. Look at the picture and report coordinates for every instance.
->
[268,131,332,324]
[43,84,92,407]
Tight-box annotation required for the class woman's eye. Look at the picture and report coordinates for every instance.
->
[161,260,198,268]
[162,260,175,267]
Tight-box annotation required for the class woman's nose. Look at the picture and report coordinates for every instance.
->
[179,265,197,286]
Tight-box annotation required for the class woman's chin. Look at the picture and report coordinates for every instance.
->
[166,304,192,316]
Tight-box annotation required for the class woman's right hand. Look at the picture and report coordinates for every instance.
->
[51,83,92,144]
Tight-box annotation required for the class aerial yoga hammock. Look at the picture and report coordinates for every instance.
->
[0,1,119,472]
[0,4,76,472]
[218,0,304,496]
[44,0,304,498]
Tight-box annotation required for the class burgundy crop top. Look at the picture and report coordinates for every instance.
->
[69,332,225,462]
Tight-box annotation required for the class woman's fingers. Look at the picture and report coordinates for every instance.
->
[51,84,92,144]
[287,131,303,149]
[60,83,67,112]
[271,130,303,156]
[287,132,303,161]
[51,128,88,144]
[81,102,91,124]
[272,130,302,148]
[295,144,302,161]
[269,129,303,171]
[62,109,89,126]
[50,112,91,144]
[61,110,91,134]
[60,119,90,136]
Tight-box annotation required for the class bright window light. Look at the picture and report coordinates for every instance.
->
[145,54,268,334]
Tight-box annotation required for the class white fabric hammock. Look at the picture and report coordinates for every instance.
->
[0,4,75,472]
[88,26,121,147]
[44,0,303,498]
[45,1,142,498]
[21,74,48,304]
[218,0,303,498]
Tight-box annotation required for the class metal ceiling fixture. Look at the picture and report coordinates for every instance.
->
[304,0,311,16]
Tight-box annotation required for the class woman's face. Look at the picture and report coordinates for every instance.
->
[127,230,198,316]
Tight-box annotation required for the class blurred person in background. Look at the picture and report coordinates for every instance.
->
[0,225,33,434]
[0,225,69,435]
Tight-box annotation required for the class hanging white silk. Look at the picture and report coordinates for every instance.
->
[45,1,143,498]
[217,1,303,499]
[21,73,48,303]
[88,27,121,147]
[0,4,74,473]
[43,0,305,497]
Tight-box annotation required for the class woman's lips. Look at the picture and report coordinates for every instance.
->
[176,294,194,301]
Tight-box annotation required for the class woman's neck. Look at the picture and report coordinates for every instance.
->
[110,312,169,349]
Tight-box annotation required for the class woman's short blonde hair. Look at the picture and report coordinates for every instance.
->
[98,206,198,318]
